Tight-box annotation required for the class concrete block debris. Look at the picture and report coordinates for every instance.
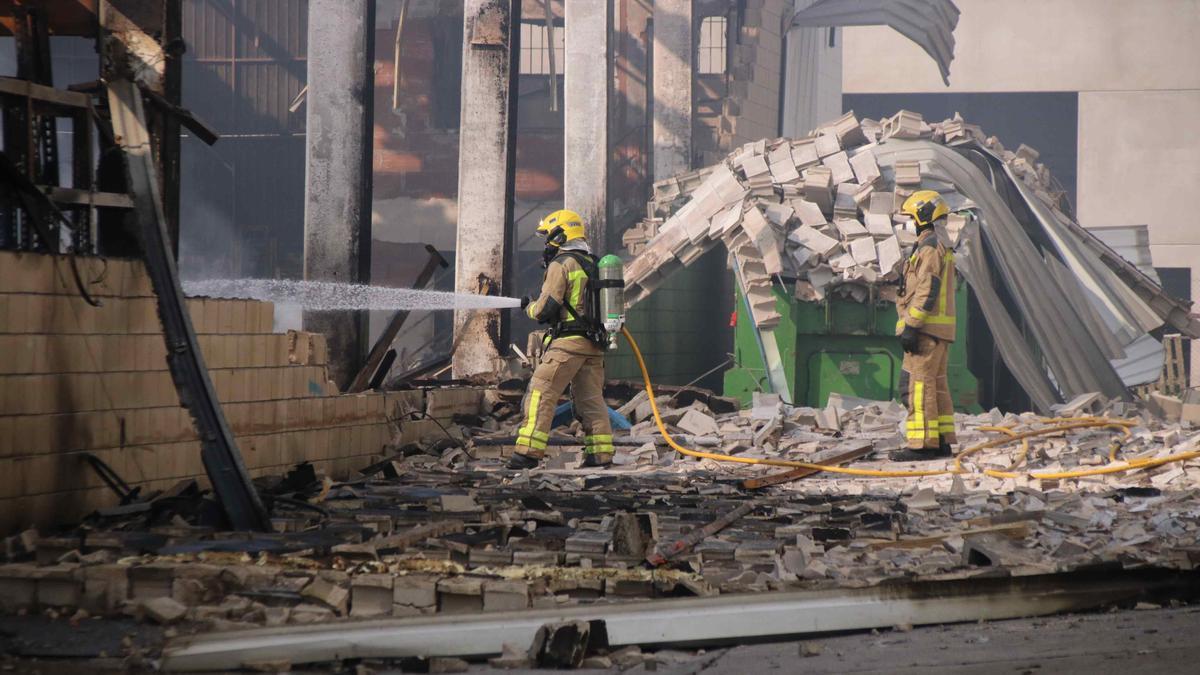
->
[614,101,1191,436]
[620,109,1099,330]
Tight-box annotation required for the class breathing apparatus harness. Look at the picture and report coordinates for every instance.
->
[538,225,625,349]
[547,249,610,348]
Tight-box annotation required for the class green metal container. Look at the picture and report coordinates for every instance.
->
[724,281,981,412]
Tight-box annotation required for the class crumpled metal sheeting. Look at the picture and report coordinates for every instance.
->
[1038,201,1200,340]
[987,143,1172,388]
[999,153,1165,342]
[1110,334,1172,390]
[789,0,960,85]
[873,140,1131,405]
[1042,253,1128,362]
[953,223,1062,413]
[1089,226,1160,285]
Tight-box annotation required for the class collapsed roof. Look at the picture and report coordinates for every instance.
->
[789,0,961,85]
[621,110,1199,414]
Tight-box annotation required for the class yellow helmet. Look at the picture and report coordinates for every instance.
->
[537,209,586,244]
[901,190,949,228]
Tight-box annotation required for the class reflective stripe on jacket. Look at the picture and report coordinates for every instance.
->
[896,229,956,342]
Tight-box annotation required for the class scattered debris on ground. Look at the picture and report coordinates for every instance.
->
[3,385,1200,643]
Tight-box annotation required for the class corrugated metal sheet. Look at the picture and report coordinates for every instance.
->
[780,0,843,139]
[1111,333,1166,388]
[1088,225,1160,284]
[874,139,1167,401]
[178,0,308,279]
[182,0,308,135]
[789,0,960,84]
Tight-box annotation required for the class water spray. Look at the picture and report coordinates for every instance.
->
[183,278,522,312]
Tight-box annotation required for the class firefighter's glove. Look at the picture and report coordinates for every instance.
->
[900,325,921,354]
[520,296,532,310]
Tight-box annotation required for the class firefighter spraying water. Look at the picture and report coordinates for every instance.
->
[507,209,626,470]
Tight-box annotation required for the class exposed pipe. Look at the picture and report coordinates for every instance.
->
[543,0,558,111]
[391,0,409,110]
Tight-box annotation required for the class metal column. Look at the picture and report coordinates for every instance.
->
[563,0,610,251]
[652,0,692,181]
[303,0,375,389]
[452,0,518,380]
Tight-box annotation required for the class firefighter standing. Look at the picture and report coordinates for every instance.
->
[507,209,615,470]
[891,190,958,461]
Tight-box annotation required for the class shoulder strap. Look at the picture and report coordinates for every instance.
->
[553,251,603,339]
[556,249,598,274]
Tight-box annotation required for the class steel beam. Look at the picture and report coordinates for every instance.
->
[0,76,91,108]
[162,570,1196,671]
[39,186,133,209]
[106,77,269,531]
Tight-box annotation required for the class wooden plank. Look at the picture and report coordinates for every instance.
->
[966,510,1045,528]
[0,76,90,108]
[40,186,133,209]
[0,2,99,38]
[741,441,875,489]
[1168,335,1186,394]
[862,522,1031,551]
[645,502,755,567]
[371,520,465,554]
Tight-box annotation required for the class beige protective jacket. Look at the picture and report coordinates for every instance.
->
[896,229,957,342]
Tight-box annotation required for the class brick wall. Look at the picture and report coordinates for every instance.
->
[694,0,788,166]
[0,251,483,534]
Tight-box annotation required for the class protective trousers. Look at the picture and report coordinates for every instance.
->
[515,339,613,457]
[901,334,957,450]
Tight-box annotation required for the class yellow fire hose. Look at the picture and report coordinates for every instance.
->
[620,326,1200,481]
[953,421,1135,478]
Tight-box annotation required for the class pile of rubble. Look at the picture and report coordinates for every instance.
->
[4,387,1200,639]
[622,110,1016,328]
[620,109,1199,412]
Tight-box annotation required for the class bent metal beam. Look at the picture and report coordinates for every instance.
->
[161,569,1194,670]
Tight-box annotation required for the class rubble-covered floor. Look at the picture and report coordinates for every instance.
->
[581,605,1200,675]
[3,388,1200,669]
[4,605,1197,673]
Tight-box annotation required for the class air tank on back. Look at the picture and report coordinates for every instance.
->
[597,254,625,349]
